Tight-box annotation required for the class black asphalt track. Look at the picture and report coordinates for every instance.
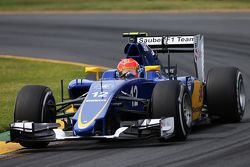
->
[0,13,250,167]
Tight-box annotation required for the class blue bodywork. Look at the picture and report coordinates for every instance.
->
[68,42,196,136]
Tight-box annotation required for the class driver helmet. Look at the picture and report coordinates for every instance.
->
[117,58,140,78]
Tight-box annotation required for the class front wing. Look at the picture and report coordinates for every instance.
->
[9,117,174,142]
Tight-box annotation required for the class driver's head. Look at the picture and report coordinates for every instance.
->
[117,58,139,78]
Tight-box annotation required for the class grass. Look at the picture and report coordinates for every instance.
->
[0,0,250,12]
[0,57,86,132]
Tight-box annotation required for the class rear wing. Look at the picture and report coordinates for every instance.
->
[123,33,204,82]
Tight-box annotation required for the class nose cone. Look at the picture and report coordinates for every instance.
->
[73,96,112,136]
[72,80,125,136]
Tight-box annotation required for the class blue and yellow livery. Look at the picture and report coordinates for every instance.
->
[9,33,245,149]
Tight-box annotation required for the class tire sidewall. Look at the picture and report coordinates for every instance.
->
[14,85,56,123]
[13,85,56,148]
[151,81,192,141]
[177,85,192,138]
[41,89,56,123]
[236,72,245,120]
[206,67,245,123]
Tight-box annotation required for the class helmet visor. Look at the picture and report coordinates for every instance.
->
[121,68,138,77]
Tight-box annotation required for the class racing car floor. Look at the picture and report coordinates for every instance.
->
[1,12,250,167]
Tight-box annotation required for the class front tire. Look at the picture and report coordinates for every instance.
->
[14,85,56,148]
[206,67,245,123]
[151,81,192,141]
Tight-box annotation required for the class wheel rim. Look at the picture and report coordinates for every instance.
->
[42,91,56,122]
[238,78,245,113]
[47,99,56,122]
[183,93,192,127]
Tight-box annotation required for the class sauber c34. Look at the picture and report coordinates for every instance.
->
[10,32,246,148]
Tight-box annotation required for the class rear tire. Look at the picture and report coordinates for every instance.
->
[151,81,192,141]
[14,85,56,148]
[206,67,245,123]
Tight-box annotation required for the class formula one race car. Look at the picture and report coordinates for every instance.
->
[10,32,245,148]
